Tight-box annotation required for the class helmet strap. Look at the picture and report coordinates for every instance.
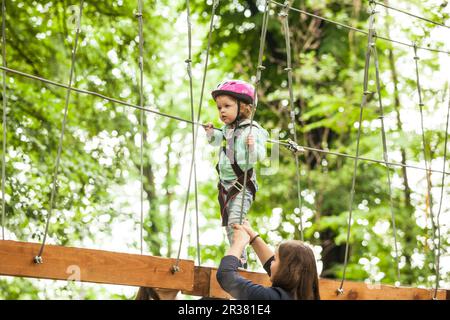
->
[231,100,241,127]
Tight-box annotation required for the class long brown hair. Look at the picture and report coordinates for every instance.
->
[135,287,161,300]
[271,240,320,300]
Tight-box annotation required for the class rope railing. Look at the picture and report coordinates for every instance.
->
[433,86,449,299]
[338,7,377,296]
[1,0,7,240]
[269,0,450,55]
[136,0,146,256]
[370,20,401,285]
[173,0,220,272]
[1,64,449,178]
[372,0,450,29]
[34,0,85,264]
[279,1,304,241]
[184,0,202,267]
[413,43,439,293]
[238,0,270,224]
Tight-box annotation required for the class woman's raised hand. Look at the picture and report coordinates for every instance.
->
[241,219,258,239]
[231,224,251,245]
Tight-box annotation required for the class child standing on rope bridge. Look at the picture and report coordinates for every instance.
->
[203,80,269,269]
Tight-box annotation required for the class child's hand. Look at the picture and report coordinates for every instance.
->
[203,122,214,136]
[246,134,255,151]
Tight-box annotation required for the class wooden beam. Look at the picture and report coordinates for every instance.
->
[0,240,194,291]
[1,240,448,300]
[318,278,448,300]
[182,266,212,297]
[207,267,448,300]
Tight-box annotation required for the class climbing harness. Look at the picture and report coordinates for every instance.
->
[216,121,259,226]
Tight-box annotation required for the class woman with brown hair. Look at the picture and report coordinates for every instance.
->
[216,221,320,300]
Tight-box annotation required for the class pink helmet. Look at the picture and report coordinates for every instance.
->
[211,80,255,104]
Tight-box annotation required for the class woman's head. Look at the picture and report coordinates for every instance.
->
[270,240,320,300]
[211,80,254,125]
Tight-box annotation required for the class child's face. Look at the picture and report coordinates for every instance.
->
[215,95,238,125]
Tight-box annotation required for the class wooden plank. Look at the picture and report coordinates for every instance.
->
[207,267,448,300]
[0,240,194,291]
[182,266,211,297]
[1,240,448,300]
[319,278,448,300]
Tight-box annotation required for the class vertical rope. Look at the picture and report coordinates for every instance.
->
[1,0,7,240]
[338,6,376,294]
[173,0,220,272]
[413,43,437,279]
[185,0,201,266]
[35,0,84,263]
[238,0,270,224]
[136,0,145,255]
[370,27,401,285]
[280,1,304,241]
[433,86,449,299]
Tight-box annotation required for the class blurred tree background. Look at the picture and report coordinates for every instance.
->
[0,0,448,299]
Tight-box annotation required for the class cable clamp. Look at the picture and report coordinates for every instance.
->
[412,42,420,56]
[336,288,344,295]
[34,256,43,264]
[286,139,304,154]
[171,265,180,274]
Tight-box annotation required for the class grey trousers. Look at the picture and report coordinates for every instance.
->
[221,180,254,265]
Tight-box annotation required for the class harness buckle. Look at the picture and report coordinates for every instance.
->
[230,179,244,192]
